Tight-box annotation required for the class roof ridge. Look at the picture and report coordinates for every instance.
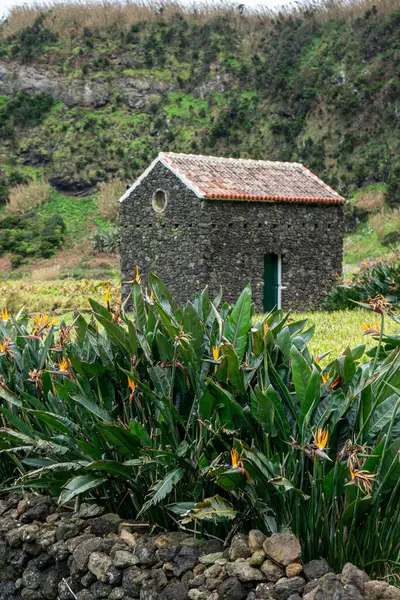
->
[161,151,303,168]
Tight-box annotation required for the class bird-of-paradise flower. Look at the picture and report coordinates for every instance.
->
[311,428,332,461]
[212,345,220,361]
[229,449,252,483]
[231,448,239,468]
[346,464,376,496]
[28,368,43,388]
[328,374,342,391]
[368,294,390,315]
[315,428,328,451]
[104,283,111,309]
[123,265,141,286]
[128,376,137,404]
[46,357,72,378]
[290,434,332,462]
[32,313,58,335]
[361,321,380,335]
[263,321,269,334]
[0,338,14,358]
[321,372,330,385]
[51,325,74,351]
[58,358,69,372]
[1,309,9,322]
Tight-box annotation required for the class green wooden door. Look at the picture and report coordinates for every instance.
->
[263,254,279,312]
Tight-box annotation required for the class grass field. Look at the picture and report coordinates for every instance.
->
[1,279,397,358]
[293,309,397,360]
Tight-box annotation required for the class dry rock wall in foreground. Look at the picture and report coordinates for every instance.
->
[0,494,399,600]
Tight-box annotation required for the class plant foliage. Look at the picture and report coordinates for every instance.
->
[0,278,399,578]
[325,259,400,309]
[0,211,66,266]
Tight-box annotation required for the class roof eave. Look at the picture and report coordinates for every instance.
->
[119,155,161,203]
[203,193,344,204]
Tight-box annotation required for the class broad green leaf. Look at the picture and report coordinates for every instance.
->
[181,495,236,523]
[290,345,311,406]
[148,272,175,316]
[140,467,184,514]
[221,343,245,396]
[167,502,196,515]
[131,281,147,332]
[215,468,246,491]
[88,298,112,321]
[59,474,107,504]
[182,302,204,357]
[130,420,152,447]
[224,284,251,362]
[96,423,141,456]
[0,385,22,407]
[71,394,112,422]
[367,394,400,439]
[268,477,309,499]
[299,366,320,431]
[85,460,132,477]
[251,387,278,438]
[27,411,79,436]
[341,496,373,527]
[92,314,134,355]
[343,350,356,382]
[377,436,400,491]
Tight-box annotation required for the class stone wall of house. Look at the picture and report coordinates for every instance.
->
[120,161,206,307]
[1,493,398,600]
[120,162,344,311]
[202,198,343,310]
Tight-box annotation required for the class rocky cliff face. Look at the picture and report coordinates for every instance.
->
[0,493,399,600]
[0,62,171,109]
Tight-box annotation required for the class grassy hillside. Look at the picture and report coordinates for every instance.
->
[0,0,399,276]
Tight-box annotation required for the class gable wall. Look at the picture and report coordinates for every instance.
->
[120,161,206,304]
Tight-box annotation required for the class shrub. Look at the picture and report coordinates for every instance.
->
[368,210,386,241]
[7,180,51,214]
[10,13,58,62]
[368,208,400,243]
[325,259,400,309]
[91,227,120,255]
[96,179,127,222]
[0,92,55,133]
[0,276,399,578]
[0,168,28,204]
[0,210,66,265]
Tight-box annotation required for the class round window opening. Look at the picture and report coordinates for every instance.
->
[152,189,168,213]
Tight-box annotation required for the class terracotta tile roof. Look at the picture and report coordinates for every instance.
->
[159,152,344,204]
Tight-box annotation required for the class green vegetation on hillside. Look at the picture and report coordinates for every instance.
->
[0,0,399,202]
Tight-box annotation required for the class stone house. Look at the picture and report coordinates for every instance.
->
[120,152,344,311]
